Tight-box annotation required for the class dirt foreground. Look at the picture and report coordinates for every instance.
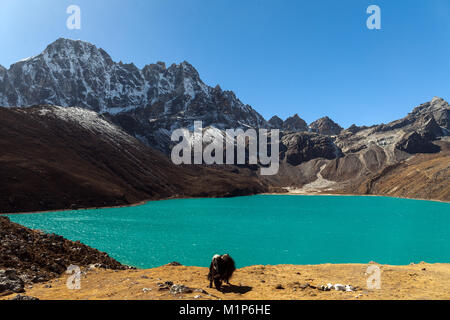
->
[3,263,449,300]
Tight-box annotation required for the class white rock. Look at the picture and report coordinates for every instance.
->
[334,284,346,291]
[345,285,354,292]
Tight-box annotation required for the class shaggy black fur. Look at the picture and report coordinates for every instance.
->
[207,254,236,291]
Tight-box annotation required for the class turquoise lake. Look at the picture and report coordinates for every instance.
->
[5,195,450,268]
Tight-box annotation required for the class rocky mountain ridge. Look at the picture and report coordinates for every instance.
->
[0,38,449,201]
[0,38,346,152]
[0,38,267,152]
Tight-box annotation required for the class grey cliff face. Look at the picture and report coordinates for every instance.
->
[280,132,342,166]
[410,97,449,131]
[0,65,6,105]
[0,65,5,80]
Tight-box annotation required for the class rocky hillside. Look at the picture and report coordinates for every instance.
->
[0,105,266,214]
[0,215,126,295]
[356,140,450,201]
[268,97,450,201]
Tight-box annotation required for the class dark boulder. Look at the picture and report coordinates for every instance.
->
[0,269,25,294]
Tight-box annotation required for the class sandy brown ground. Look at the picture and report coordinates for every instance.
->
[3,263,449,300]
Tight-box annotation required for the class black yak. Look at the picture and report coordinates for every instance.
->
[207,254,236,290]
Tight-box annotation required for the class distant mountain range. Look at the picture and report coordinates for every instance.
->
[0,38,449,206]
[0,38,348,151]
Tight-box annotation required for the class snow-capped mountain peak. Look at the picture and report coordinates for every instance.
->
[0,39,267,151]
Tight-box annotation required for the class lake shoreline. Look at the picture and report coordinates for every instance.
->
[262,192,450,204]
[3,191,449,216]
[6,195,449,271]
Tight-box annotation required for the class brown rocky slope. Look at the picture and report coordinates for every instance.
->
[0,105,267,214]
[357,140,450,201]
[0,216,126,296]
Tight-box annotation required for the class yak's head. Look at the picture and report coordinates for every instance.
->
[212,254,221,272]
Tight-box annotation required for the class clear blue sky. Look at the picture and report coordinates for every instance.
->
[1,0,449,127]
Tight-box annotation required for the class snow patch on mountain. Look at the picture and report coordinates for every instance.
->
[32,105,137,146]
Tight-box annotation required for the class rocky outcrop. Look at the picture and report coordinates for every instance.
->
[280,133,342,166]
[343,124,370,135]
[268,116,284,128]
[282,114,308,132]
[395,131,440,154]
[0,216,127,294]
[0,270,25,295]
[310,117,343,135]
[390,115,443,155]
[410,97,450,130]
